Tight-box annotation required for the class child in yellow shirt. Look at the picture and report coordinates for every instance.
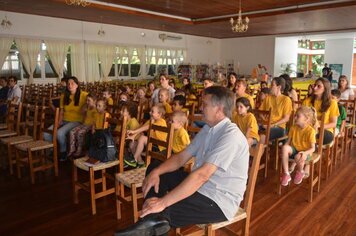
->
[126,103,167,167]
[171,111,190,154]
[172,95,187,112]
[92,99,110,132]
[233,97,259,147]
[159,88,173,114]
[103,89,114,106]
[68,94,97,157]
[280,106,317,186]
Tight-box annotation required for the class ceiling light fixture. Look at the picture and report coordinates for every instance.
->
[65,0,91,7]
[230,0,249,33]
[97,16,105,36]
[1,15,12,30]
[299,22,310,48]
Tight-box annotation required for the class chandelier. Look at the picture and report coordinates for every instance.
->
[299,23,310,48]
[230,0,249,33]
[1,15,12,30]
[65,0,91,7]
[97,16,105,36]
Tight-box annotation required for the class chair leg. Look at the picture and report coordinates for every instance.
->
[115,181,122,220]
[102,169,107,192]
[7,144,14,175]
[242,216,250,236]
[277,159,282,195]
[16,149,21,179]
[28,150,35,184]
[317,157,322,193]
[264,147,269,178]
[274,143,279,171]
[53,148,58,177]
[89,167,96,215]
[206,225,215,236]
[308,162,314,203]
[73,164,79,204]
[132,183,139,223]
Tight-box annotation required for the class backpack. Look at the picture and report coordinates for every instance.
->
[88,128,117,162]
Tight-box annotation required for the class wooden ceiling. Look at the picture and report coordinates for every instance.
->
[1,0,356,38]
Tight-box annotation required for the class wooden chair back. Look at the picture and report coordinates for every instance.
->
[186,114,203,138]
[316,113,326,155]
[23,104,39,139]
[254,109,272,145]
[145,121,174,165]
[39,107,59,146]
[137,101,150,124]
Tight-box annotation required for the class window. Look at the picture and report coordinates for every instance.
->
[311,41,325,50]
[130,48,141,77]
[0,42,29,79]
[297,40,325,76]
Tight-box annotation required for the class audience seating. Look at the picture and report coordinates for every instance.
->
[15,107,59,184]
[0,104,39,175]
[254,109,272,178]
[115,121,174,223]
[176,144,264,236]
[0,102,22,139]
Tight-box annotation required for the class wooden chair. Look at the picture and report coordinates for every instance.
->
[0,104,39,175]
[254,109,272,178]
[0,102,23,139]
[115,121,174,223]
[72,113,119,215]
[176,144,264,236]
[14,107,59,184]
[333,120,346,167]
[340,99,356,155]
[277,113,325,202]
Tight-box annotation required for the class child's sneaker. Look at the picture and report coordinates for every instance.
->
[294,170,305,185]
[136,162,145,168]
[280,173,291,186]
[124,153,137,168]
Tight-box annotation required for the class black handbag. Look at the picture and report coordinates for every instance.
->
[88,128,118,162]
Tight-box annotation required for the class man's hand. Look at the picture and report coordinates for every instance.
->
[142,170,160,198]
[139,197,166,218]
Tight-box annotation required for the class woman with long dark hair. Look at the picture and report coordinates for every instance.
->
[44,76,88,161]
[227,72,238,91]
[302,77,339,144]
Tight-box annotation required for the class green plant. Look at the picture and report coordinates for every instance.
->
[280,63,296,76]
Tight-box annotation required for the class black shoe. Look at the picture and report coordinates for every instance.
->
[124,153,137,168]
[59,152,67,162]
[114,214,170,236]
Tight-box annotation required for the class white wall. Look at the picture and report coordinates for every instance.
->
[325,38,354,82]
[220,36,275,76]
[274,37,298,77]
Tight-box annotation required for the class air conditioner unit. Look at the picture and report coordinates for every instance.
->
[159,33,182,42]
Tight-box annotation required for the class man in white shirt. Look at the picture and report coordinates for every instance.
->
[7,76,22,104]
[115,86,249,236]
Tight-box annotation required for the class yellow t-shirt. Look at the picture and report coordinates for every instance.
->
[94,112,110,129]
[107,97,114,106]
[83,108,97,126]
[237,93,255,109]
[289,125,316,151]
[259,94,292,129]
[163,102,173,114]
[172,127,190,153]
[232,112,260,142]
[302,97,340,133]
[115,117,140,133]
[60,91,88,122]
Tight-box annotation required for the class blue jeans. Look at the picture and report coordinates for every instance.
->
[43,121,81,153]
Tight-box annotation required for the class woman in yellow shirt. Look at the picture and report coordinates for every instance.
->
[259,77,293,142]
[44,76,88,161]
[68,93,97,158]
[302,78,339,145]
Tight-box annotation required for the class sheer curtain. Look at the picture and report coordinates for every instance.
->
[45,40,69,82]
[15,38,41,84]
[0,38,13,71]
[86,43,100,82]
[145,47,154,77]
[97,44,116,81]
[136,47,145,77]
[70,42,85,82]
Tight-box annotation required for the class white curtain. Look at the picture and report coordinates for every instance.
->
[0,38,13,71]
[136,47,145,77]
[86,43,100,82]
[15,38,41,84]
[127,47,134,77]
[97,44,116,81]
[45,40,69,82]
[145,47,154,77]
[70,42,85,81]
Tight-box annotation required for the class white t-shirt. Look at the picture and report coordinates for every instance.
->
[340,88,354,100]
